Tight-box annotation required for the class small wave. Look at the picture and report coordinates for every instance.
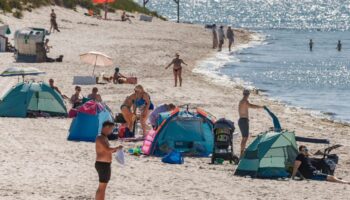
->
[193,32,265,89]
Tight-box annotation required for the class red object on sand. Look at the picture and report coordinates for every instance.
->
[92,0,115,3]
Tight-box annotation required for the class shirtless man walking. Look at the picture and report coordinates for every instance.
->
[95,121,123,200]
[165,53,187,87]
[238,89,264,157]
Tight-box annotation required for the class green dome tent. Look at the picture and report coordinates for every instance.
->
[234,130,298,178]
[0,82,67,117]
[235,107,298,178]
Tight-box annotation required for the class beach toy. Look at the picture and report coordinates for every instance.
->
[128,146,142,156]
[161,151,184,164]
[214,158,225,164]
[115,149,125,165]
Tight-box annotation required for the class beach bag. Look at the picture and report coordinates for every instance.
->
[161,151,184,164]
[118,124,127,138]
[68,109,78,118]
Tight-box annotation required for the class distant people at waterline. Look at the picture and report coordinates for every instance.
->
[337,40,342,51]
[218,26,225,51]
[309,39,313,51]
[212,24,218,49]
[226,26,234,52]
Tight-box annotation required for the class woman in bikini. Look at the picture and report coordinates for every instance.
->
[165,53,187,87]
[121,85,152,137]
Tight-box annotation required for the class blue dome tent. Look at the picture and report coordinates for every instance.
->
[67,101,113,142]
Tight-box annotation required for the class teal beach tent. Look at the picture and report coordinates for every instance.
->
[234,130,298,178]
[0,82,67,117]
[145,108,215,156]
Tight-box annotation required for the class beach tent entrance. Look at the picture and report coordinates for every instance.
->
[142,108,216,156]
[234,130,298,178]
[0,82,67,117]
[67,101,113,142]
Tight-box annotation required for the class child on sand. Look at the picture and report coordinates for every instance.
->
[95,121,123,200]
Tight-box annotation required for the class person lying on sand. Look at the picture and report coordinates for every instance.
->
[165,53,187,87]
[238,89,264,157]
[70,86,83,108]
[291,145,350,184]
[95,121,123,200]
[88,87,102,102]
[121,85,152,137]
[49,79,68,99]
[149,103,176,129]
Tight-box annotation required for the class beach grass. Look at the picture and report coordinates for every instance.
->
[0,0,165,19]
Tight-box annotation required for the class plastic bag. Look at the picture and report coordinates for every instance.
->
[115,149,125,165]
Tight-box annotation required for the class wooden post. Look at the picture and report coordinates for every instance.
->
[173,0,180,23]
[104,2,107,20]
[143,0,149,7]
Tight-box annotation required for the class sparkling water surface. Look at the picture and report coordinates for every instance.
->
[137,0,350,122]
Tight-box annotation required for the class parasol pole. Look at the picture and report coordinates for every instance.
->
[104,0,108,20]
[92,54,98,76]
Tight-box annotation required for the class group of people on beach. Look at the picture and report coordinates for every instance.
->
[212,24,235,51]
[237,89,349,185]
[92,85,350,199]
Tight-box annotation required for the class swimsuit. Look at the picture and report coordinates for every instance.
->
[95,161,111,183]
[238,118,249,137]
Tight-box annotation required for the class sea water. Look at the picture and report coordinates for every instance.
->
[137,0,350,123]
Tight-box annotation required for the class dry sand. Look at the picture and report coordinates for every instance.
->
[0,6,349,200]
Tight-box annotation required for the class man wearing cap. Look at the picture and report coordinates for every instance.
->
[238,89,264,157]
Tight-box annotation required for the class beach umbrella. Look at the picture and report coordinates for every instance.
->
[80,51,113,75]
[92,0,116,19]
[0,67,45,81]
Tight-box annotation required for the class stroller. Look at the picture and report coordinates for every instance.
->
[211,118,239,164]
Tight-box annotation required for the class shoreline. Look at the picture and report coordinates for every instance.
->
[1,7,350,200]
[193,30,350,126]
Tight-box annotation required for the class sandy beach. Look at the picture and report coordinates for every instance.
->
[0,7,349,200]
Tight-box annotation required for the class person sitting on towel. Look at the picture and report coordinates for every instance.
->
[70,86,83,108]
[88,87,102,102]
[291,145,349,184]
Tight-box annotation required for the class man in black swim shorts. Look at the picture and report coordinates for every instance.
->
[95,121,123,200]
[238,89,264,157]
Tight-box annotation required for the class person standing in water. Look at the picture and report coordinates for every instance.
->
[218,26,225,51]
[226,26,234,52]
[309,39,313,51]
[95,121,123,200]
[337,40,342,51]
[165,53,187,87]
[212,24,218,49]
[238,89,264,157]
